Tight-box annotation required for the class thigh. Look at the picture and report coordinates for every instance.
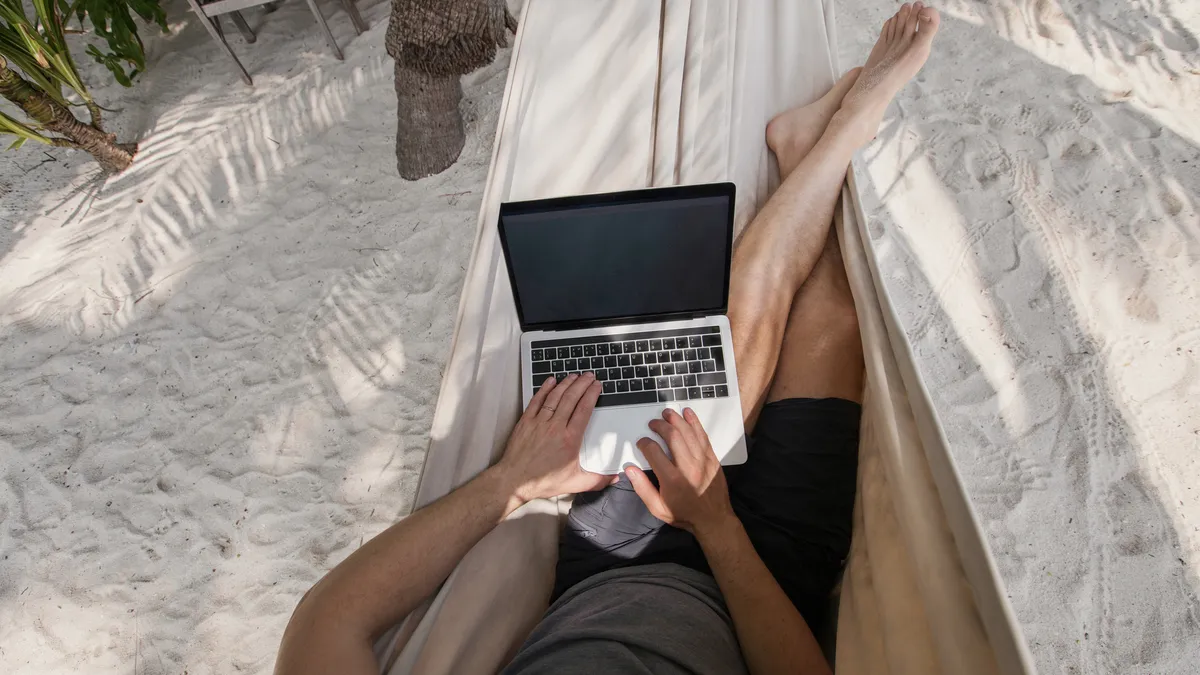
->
[552,475,708,601]
[766,228,864,405]
[726,397,861,627]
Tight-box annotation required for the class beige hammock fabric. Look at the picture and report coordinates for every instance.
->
[377,1,1036,673]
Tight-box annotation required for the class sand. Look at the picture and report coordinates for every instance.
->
[0,0,1197,673]
[837,0,1200,671]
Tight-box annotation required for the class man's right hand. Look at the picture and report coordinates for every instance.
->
[625,408,738,540]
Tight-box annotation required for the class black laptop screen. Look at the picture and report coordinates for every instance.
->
[499,188,732,329]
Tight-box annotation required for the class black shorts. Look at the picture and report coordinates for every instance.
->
[552,397,860,628]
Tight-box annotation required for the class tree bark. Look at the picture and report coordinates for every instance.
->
[393,64,464,179]
[385,0,512,180]
[0,59,134,173]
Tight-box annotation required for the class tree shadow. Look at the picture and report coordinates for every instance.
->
[841,5,1200,671]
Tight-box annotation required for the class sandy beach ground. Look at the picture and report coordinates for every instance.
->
[0,0,1197,673]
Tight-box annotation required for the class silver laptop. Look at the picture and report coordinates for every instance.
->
[499,183,748,474]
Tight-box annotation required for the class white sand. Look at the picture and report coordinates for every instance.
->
[837,0,1200,671]
[0,0,1197,673]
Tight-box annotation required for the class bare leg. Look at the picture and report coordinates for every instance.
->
[731,2,939,430]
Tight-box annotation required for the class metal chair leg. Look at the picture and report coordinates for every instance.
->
[185,0,253,85]
[230,11,257,43]
[339,0,368,35]
[303,0,344,60]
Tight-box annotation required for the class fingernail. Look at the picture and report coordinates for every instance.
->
[583,371,594,379]
[544,376,555,385]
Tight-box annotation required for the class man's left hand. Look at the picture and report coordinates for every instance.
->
[496,372,617,503]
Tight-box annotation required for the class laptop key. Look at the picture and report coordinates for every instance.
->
[688,361,703,374]
[570,346,583,358]
[623,341,636,353]
[565,358,577,370]
[642,378,656,390]
[617,354,630,367]
[702,360,716,372]
[597,343,610,355]
[555,373,569,383]
[696,372,726,386]
[684,349,697,361]
[684,374,697,387]
[636,341,649,352]
[716,385,729,397]
[698,347,710,360]
[610,342,623,354]
[670,376,684,388]
[649,339,662,350]
[533,362,551,374]
[591,357,604,369]
[711,347,724,370]
[661,338,675,349]
[689,336,703,348]
[657,351,671,363]
[583,344,596,357]
[649,365,662,377]
[604,355,617,368]
[688,387,702,399]
[701,386,715,399]
[628,354,641,366]
[658,390,675,402]
[557,347,570,359]
[671,351,684,362]
[656,377,670,389]
[531,349,543,361]
[552,360,564,371]
[635,366,649,378]
[630,380,643,391]
[595,369,608,381]
[702,334,721,347]
[603,381,616,393]
[607,368,621,381]
[616,380,630,393]
[673,387,689,400]
[596,391,658,408]
[660,363,674,375]
[644,352,657,364]
[622,367,635,379]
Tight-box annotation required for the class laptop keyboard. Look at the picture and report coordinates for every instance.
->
[530,326,731,407]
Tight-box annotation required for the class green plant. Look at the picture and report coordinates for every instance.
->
[64,0,167,86]
[0,0,162,171]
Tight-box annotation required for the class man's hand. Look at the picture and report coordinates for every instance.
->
[495,372,617,503]
[625,408,737,540]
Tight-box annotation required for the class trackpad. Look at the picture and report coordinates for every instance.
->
[579,401,747,475]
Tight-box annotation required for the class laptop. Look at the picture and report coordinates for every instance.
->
[498,183,748,474]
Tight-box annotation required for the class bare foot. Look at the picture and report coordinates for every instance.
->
[766,67,862,178]
[840,2,940,142]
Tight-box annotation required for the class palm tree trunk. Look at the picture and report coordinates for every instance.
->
[393,64,464,179]
[385,0,512,180]
[0,59,134,173]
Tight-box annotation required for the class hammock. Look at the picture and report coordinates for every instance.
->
[377,1,1035,673]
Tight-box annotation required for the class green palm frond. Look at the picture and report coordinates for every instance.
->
[0,107,50,149]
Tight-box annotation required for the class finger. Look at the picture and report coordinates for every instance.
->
[625,466,671,522]
[540,374,576,418]
[523,376,557,421]
[680,407,715,455]
[567,379,602,436]
[648,418,691,464]
[636,436,679,479]
[552,372,595,424]
[662,408,702,455]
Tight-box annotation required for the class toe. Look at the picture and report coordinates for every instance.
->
[906,2,923,37]
[916,7,941,43]
[883,17,894,42]
[897,3,912,34]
